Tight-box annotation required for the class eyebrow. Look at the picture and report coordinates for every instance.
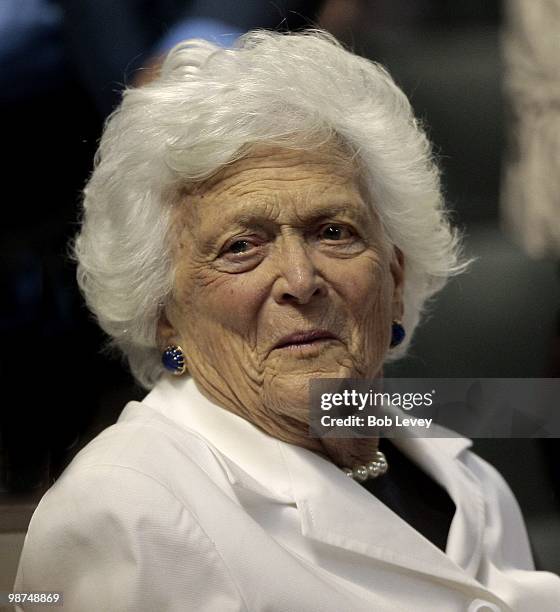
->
[217,199,373,228]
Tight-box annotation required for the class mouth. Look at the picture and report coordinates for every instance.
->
[273,329,339,351]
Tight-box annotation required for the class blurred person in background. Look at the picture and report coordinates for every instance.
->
[60,0,325,114]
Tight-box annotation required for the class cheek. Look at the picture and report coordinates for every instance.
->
[214,274,270,333]
[327,257,392,375]
[330,256,391,319]
[175,264,269,340]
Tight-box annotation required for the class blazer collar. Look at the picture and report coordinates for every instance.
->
[142,375,295,502]
[140,375,502,603]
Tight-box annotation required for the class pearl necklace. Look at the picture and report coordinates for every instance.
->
[343,450,388,482]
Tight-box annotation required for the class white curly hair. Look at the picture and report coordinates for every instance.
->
[73,28,468,389]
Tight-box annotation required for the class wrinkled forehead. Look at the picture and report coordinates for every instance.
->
[181,140,363,198]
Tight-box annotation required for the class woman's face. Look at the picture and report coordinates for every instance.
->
[160,142,404,429]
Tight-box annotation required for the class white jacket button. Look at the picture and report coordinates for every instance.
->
[467,599,501,612]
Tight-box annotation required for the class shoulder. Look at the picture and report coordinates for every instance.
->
[37,399,239,536]
[15,403,246,611]
[66,399,233,494]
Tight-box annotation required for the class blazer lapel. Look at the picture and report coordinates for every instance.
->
[277,435,504,602]
[392,434,485,576]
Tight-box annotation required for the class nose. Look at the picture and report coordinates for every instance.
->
[271,235,327,305]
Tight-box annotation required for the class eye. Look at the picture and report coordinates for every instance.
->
[228,240,252,254]
[217,235,266,273]
[220,236,263,260]
[319,224,354,241]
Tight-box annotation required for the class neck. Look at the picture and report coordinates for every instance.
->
[190,371,381,470]
[319,437,380,469]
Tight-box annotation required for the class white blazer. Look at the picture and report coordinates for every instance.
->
[14,376,560,611]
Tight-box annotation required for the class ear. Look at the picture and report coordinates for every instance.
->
[157,307,179,350]
[389,245,405,320]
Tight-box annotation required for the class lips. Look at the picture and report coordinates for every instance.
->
[274,329,338,350]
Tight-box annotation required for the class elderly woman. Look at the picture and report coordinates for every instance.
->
[15,30,560,611]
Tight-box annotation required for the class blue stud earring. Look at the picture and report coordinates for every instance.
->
[162,344,186,376]
[390,321,405,348]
